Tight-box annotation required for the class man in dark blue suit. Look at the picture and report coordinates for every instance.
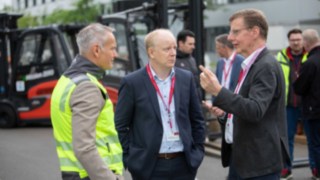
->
[204,33,244,174]
[214,34,244,93]
[115,29,205,180]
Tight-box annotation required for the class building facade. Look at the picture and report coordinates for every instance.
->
[204,0,320,63]
[11,0,113,16]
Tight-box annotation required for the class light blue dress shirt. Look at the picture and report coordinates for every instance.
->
[149,66,184,153]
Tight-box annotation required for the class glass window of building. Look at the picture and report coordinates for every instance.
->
[17,0,21,10]
[213,0,228,5]
[25,0,28,8]
[228,0,263,3]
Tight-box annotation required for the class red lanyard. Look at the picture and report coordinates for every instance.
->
[222,53,236,84]
[227,47,265,119]
[237,69,244,85]
[293,59,301,77]
[287,48,303,77]
[146,64,176,129]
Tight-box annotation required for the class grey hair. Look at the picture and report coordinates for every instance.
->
[303,29,320,45]
[215,34,233,49]
[76,23,114,54]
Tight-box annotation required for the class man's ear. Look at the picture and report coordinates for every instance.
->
[178,40,183,48]
[252,26,260,38]
[92,44,100,58]
[148,47,155,59]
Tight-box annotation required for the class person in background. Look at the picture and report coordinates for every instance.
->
[115,29,205,180]
[50,23,123,180]
[214,33,244,94]
[294,28,320,180]
[203,33,244,169]
[277,28,316,180]
[175,29,202,100]
[200,8,290,179]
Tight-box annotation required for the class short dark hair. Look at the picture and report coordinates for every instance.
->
[177,29,195,43]
[229,9,268,40]
[287,28,302,39]
[215,34,233,49]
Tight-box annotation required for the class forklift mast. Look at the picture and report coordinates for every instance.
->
[109,0,204,67]
[0,13,22,98]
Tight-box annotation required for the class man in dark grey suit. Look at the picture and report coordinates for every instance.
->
[200,9,290,179]
[115,29,205,180]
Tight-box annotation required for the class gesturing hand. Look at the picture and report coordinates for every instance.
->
[199,65,222,96]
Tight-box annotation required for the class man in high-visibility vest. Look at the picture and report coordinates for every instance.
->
[277,28,315,180]
[51,23,123,180]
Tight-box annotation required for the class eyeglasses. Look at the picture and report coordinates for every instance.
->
[229,28,249,36]
[289,38,302,42]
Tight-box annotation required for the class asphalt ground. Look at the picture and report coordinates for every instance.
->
[0,127,313,180]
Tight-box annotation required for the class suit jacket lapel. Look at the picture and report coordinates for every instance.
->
[142,67,162,123]
[241,47,268,90]
[217,60,224,83]
[230,57,239,90]
[174,69,181,122]
[254,47,268,64]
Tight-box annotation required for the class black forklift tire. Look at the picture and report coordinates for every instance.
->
[0,105,17,128]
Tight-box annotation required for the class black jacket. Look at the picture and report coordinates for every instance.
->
[175,50,202,100]
[294,45,320,120]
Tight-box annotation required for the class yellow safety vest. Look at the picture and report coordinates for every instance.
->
[276,49,308,104]
[51,73,123,178]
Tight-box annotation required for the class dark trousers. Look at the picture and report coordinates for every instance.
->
[62,172,90,180]
[133,155,196,180]
[228,160,280,180]
[307,119,320,174]
[285,106,315,169]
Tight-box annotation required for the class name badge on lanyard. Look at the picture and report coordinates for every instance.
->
[167,132,180,141]
[146,64,180,142]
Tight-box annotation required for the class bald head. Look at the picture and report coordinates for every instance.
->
[144,29,175,52]
[302,29,320,52]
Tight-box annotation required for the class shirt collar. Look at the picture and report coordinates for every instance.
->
[224,51,237,64]
[241,46,265,71]
[228,51,236,61]
[149,64,175,81]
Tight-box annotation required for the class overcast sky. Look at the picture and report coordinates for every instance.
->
[0,0,12,10]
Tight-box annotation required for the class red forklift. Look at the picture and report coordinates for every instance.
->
[0,13,118,128]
